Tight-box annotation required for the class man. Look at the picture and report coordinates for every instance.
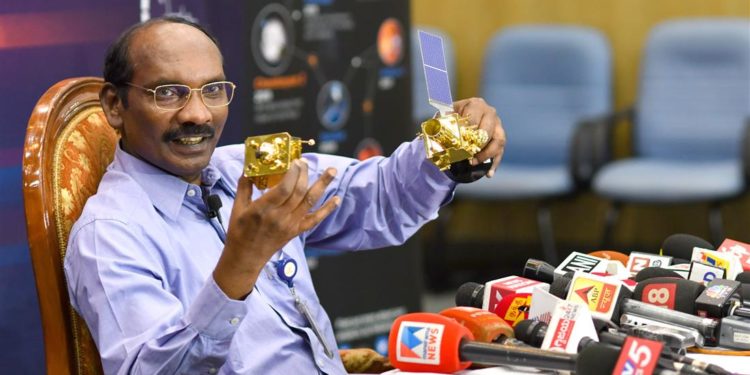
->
[64,16,505,374]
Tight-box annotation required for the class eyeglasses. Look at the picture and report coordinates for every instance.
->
[126,81,236,110]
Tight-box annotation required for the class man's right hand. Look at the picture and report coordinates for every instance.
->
[214,159,340,299]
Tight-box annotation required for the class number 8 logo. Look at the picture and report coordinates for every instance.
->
[646,287,669,304]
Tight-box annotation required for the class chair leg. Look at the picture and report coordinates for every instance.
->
[708,203,724,246]
[602,202,621,249]
[537,203,557,264]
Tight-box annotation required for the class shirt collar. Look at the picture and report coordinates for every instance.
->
[112,143,222,221]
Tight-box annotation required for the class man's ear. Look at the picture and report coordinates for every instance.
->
[100,83,125,132]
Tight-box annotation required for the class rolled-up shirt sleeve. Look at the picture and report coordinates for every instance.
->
[65,218,247,375]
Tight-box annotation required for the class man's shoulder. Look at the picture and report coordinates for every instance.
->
[73,168,151,230]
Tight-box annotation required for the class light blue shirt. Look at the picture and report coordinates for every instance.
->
[64,139,455,374]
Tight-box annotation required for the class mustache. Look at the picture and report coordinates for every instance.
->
[163,124,215,142]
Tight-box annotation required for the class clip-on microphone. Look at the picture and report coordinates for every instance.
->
[201,186,226,235]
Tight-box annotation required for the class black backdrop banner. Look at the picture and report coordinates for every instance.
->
[237,0,421,354]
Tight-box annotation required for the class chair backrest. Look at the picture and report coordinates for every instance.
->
[23,77,116,375]
[411,26,457,128]
[481,25,612,166]
[636,18,750,161]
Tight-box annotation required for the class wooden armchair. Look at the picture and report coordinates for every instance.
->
[23,77,115,375]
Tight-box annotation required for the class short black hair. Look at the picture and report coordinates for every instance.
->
[103,16,221,107]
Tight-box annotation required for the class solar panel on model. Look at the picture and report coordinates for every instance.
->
[418,30,453,114]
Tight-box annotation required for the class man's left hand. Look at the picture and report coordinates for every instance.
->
[453,97,505,178]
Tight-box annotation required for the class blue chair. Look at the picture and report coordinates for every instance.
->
[412,26,456,128]
[593,19,750,245]
[457,25,613,263]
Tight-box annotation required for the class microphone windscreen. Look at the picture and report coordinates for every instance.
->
[633,277,705,314]
[612,287,633,323]
[523,258,556,283]
[576,344,620,375]
[549,271,574,299]
[388,313,473,373]
[513,319,547,348]
[736,271,750,284]
[455,282,483,308]
[740,284,750,302]
[735,270,750,301]
[634,266,683,282]
[661,233,714,260]
[588,250,629,266]
[439,307,514,343]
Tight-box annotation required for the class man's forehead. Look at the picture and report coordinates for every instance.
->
[129,22,223,84]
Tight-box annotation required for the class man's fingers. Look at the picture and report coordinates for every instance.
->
[298,196,341,232]
[281,158,310,209]
[488,144,504,177]
[456,98,505,175]
[294,167,337,214]
[236,175,253,201]
[473,117,505,164]
[262,159,302,206]
[453,98,472,114]
[230,175,255,217]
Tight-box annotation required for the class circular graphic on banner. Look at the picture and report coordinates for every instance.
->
[251,3,295,76]
[377,18,404,66]
[316,80,351,130]
[355,138,383,161]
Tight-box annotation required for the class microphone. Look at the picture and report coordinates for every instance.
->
[201,187,226,239]
[716,238,750,272]
[455,282,484,308]
[623,293,750,350]
[554,251,610,276]
[516,319,601,353]
[540,299,600,353]
[632,277,705,313]
[695,278,750,319]
[564,272,632,322]
[201,186,225,226]
[734,272,750,304]
[661,233,714,262]
[388,312,577,373]
[691,247,744,280]
[519,319,731,375]
[438,307,527,346]
[454,276,548,319]
[494,292,532,327]
[619,298,719,342]
[627,251,674,276]
[589,250,630,266]
[576,340,709,375]
[688,260,727,284]
[513,319,547,348]
[549,271,574,299]
[205,194,223,220]
[523,258,557,284]
[635,267,684,282]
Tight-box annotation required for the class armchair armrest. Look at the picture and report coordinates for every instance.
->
[569,107,634,188]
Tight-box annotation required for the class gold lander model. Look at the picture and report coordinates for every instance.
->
[244,132,315,189]
[416,30,489,181]
[419,113,488,171]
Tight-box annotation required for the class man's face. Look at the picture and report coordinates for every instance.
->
[112,22,229,184]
